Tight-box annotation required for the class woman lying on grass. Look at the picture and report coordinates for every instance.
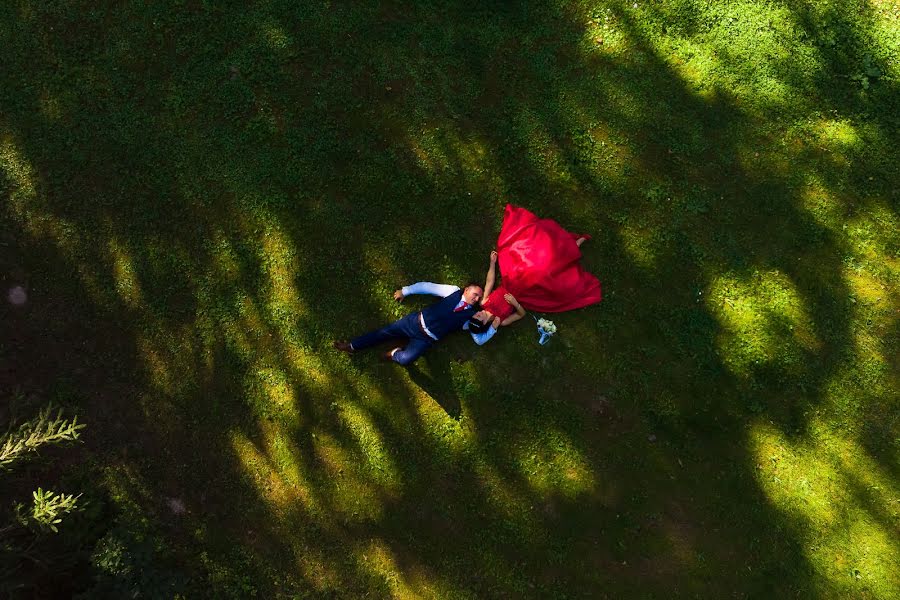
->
[465,204,602,345]
[464,250,527,344]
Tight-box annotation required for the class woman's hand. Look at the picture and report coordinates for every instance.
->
[492,316,502,329]
[504,292,519,307]
[490,250,498,264]
[393,289,405,302]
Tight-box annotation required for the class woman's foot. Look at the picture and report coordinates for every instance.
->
[576,237,588,247]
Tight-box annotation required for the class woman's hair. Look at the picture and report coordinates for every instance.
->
[467,317,491,334]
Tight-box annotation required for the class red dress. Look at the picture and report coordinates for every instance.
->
[481,286,516,320]
[496,204,602,313]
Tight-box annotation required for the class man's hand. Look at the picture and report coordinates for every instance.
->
[393,289,405,302]
[492,316,502,329]
[490,250,498,264]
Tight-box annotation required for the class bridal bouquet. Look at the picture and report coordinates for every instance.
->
[536,318,557,345]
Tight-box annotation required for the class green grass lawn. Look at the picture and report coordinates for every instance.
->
[2,0,898,597]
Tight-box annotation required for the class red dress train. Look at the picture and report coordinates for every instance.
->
[496,204,602,313]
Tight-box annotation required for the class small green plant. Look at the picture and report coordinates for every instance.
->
[849,53,883,90]
[24,488,82,533]
[1,404,88,594]
[0,405,85,470]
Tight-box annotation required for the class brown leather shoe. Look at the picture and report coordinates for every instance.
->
[381,348,399,362]
[333,340,354,354]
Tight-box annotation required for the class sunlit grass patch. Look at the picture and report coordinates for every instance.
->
[310,432,387,524]
[260,19,293,53]
[662,38,723,94]
[707,269,819,377]
[107,237,143,308]
[514,428,596,499]
[472,460,536,527]
[800,176,844,229]
[230,428,318,516]
[402,120,504,192]
[617,221,661,271]
[0,131,37,208]
[244,363,301,423]
[358,539,456,599]
[580,4,629,56]
[332,402,402,494]
[751,420,900,597]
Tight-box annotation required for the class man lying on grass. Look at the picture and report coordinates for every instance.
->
[333,281,484,365]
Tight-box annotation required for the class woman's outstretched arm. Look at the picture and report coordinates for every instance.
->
[500,293,526,326]
[483,251,498,299]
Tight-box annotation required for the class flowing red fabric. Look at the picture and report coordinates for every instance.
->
[496,204,602,313]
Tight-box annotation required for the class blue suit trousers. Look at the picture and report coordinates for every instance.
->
[351,312,434,366]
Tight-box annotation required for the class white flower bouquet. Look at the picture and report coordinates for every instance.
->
[536,318,557,345]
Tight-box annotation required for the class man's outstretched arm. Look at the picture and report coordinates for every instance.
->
[393,282,460,301]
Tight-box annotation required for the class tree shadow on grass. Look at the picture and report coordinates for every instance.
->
[406,354,462,420]
[1,0,898,597]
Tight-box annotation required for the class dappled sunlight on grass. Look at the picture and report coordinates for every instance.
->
[0,132,86,274]
[821,288,896,408]
[839,202,899,273]
[406,126,451,179]
[707,269,819,377]
[38,88,63,121]
[207,230,244,283]
[751,420,900,596]
[513,428,596,499]
[800,177,845,228]
[844,268,898,330]
[783,114,870,174]
[405,123,499,188]
[579,5,628,56]
[358,539,451,599]
[0,131,37,207]
[332,402,403,494]
[311,433,386,524]
[107,237,143,309]
[514,107,579,188]
[245,364,301,423]
[472,460,537,529]
[251,211,309,327]
[2,0,898,596]
[260,19,293,53]
[660,37,726,95]
[281,339,335,393]
[222,293,266,362]
[230,428,318,516]
[818,118,861,147]
[617,221,661,271]
[137,336,176,397]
